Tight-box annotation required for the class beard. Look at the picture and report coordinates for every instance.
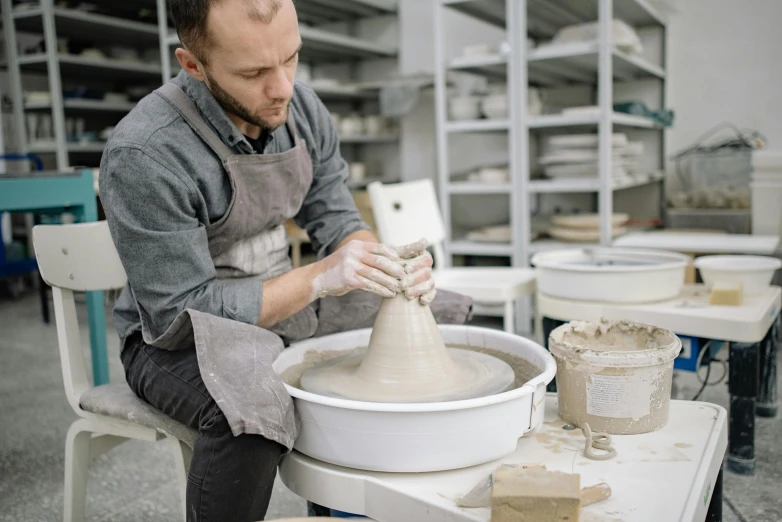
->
[204,69,289,132]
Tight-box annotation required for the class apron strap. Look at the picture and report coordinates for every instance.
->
[156,82,236,162]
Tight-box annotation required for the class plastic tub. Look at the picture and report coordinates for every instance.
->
[694,255,782,295]
[273,325,556,472]
[531,248,689,303]
[549,320,682,435]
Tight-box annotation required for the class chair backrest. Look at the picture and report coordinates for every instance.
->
[367,179,447,267]
[32,222,127,414]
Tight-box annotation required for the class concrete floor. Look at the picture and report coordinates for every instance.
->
[1,290,780,521]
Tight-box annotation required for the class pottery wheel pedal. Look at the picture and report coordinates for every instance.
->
[301,294,515,403]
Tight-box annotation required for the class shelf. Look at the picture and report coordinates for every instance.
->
[28,142,106,154]
[449,240,513,256]
[340,134,399,144]
[25,99,137,113]
[447,54,508,80]
[347,177,400,190]
[299,26,398,62]
[528,0,665,38]
[447,182,512,194]
[295,0,397,25]
[166,27,399,62]
[13,7,159,47]
[17,54,162,80]
[529,43,665,85]
[528,111,661,129]
[448,45,663,85]
[307,82,378,100]
[443,0,665,34]
[528,238,598,254]
[445,119,510,133]
[529,171,664,193]
[442,0,506,28]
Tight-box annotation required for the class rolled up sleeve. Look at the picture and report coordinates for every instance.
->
[100,147,262,341]
[293,96,370,258]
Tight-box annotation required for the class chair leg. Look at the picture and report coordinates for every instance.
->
[504,300,515,334]
[167,437,193,522]
[64,419,92,522]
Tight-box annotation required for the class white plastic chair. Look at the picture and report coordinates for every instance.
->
[367,179,536,333]
[33,222,197,522]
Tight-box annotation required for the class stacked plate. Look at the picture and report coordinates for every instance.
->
[538,134,644,180]
[547,213,629,242]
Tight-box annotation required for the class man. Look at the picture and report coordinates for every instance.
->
[99,0,472,521]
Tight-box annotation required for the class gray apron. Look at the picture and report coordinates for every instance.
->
[139,83,474,451]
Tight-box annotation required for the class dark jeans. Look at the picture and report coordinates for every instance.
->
[121,333,285,522]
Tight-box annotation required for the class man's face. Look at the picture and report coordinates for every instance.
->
[202,0,300,132]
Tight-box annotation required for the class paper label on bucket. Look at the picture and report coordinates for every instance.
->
[586,374,652,420]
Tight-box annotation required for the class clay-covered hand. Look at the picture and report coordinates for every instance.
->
[394,238,437,306]
[312,240,405,299]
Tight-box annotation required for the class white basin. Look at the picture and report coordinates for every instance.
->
[694,255,782,295]
[273,325,556,473]
[531,247,690,303]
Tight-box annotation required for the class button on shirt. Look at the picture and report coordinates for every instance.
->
[99,71,370,349]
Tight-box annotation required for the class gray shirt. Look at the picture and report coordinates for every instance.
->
[99,71,370,348]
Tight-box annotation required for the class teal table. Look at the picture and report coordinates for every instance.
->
[0,169,109,385]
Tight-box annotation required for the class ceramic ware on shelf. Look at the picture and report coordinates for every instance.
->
[329,112,342,129]
[339,114,365,136]
[449,96,482,121]
[468,166,509,184]
[551,213,630,229]
[480,94,508,120]
[528,87,543,116]
[349,162,366,183]
[364,115,386,135]
[466,224,511,243]
[547,226,628,242]
[462,41,510,58]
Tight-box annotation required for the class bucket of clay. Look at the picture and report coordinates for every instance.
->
[549,319,682,435]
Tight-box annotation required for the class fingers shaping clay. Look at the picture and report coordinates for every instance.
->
[301,294,515,403]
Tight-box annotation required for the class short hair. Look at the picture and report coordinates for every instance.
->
[170,0,283,64]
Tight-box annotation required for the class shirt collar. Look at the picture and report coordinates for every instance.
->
[172,70,267,155]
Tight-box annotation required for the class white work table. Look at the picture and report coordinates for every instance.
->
[537,285,781,344]
[614,232,780,255]
[537,285,780,477]
[279,395,727,522]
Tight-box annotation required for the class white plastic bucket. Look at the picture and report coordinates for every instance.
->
[549,320,682,435]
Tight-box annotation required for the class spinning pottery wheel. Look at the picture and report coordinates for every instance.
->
[301,295,515,403]
[273,294,556,472]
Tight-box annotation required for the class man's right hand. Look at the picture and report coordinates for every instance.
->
[311,240,405,300]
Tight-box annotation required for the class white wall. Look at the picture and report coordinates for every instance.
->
[665,0,782,155]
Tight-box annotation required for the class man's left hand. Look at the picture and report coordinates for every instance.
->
[392,238,436,306]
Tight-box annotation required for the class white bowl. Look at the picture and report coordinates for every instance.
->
[449,96,482,121]
[481,95,508,119]
[694,255,782,295]
[273,325,556,473]
[531,248,690,303]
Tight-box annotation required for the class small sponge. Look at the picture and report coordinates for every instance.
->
[709,281,743,306]
[491,468,581,522]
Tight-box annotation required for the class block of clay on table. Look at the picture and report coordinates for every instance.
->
[491,467,580,522]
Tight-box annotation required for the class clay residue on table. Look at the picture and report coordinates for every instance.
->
[280,344,542,394]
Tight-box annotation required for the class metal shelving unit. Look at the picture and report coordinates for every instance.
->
[434,0,667,266]
[2,0,163,170]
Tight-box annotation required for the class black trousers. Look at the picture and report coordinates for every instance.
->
[121,333,285,522]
